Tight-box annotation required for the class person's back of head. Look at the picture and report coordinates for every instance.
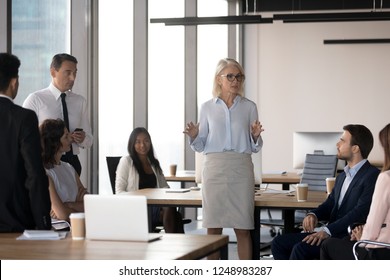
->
[40,119,66,169]
[343,124,374,159]
[0,53,20,94]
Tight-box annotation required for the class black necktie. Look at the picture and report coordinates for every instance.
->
[60,93,70,131]
[60,93,74,157]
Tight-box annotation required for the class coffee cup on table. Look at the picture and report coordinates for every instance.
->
[296,183,309,202]
[326,177,336,195]
[169,164,177,176]
[69,212,86,240]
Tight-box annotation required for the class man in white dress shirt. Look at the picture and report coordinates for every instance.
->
[23,53,93,175]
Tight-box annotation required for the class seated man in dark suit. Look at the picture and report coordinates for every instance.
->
[271,124,380,260]
[0,53,51,232]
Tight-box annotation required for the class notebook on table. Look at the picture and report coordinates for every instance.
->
[84,194,162,242]
[165,188,190,193]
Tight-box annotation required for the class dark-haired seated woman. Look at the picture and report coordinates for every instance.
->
[115,127,184,233]
[40,119,88,221]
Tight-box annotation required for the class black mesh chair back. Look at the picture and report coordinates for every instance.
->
[106,156,121,194]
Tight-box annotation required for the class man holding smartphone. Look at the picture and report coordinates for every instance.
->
[23,53,93,175]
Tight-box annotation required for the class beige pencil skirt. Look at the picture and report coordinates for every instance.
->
[201,152,255,230]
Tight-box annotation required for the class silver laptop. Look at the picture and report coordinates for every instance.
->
[84,194,162,242]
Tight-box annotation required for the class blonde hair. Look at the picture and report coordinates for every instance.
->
[212,58,245,98]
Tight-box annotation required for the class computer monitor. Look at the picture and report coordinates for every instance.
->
[293,131,345,170]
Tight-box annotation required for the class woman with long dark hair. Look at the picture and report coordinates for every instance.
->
[115,127,184,233]
[40,118,88,221]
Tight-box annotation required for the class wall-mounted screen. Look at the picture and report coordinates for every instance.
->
[293,131,346,170]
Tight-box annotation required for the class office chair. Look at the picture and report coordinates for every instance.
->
[260,154,338,236]
[106,156,122,194]
[300,154,339,192]
[294,153,338,223]
[352,240,390,260]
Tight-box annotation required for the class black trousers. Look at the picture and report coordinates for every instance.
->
[321,236,390,260]
[61,151,82,176]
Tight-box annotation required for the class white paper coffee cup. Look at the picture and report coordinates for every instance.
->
[296,183,309,202]
[326,177,336,194]
[70,212,86,240]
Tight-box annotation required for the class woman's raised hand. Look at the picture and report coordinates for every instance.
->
[183,122,199,139]
[251,120,264,142]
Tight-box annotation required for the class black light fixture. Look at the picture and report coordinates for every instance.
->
[274,11,390,23]
[324,38,390,44]
[150,15,273,26]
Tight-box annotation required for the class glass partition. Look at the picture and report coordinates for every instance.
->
[148,0,184,176]
[12,0,70,106]
[197,0,228,108]
[98,0,134,194]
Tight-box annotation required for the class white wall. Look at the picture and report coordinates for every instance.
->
[245,21,390,173]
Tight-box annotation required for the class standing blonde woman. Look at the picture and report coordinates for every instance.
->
[184,58,264,259]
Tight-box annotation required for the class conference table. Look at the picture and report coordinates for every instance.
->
[166,172,301,190]
[166,172,301,187]
[128,187,327,259]
[0,232,228,260]
[252,189,326,259]
[257,172,302,236]
[165,172,303,232]
[261,172,301,190]
[165,170,196,188]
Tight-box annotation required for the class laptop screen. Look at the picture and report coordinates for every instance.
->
[84,194,155,241]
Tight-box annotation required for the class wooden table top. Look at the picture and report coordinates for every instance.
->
[0,233,228,260]
[165,172,302,184]
[261,172,301,184]
[129,188,203,206]
[165,175,196,182]
[165,170,196,182]
[129,188,326,209]
[254,190,326,209]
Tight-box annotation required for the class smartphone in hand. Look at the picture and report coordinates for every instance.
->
[74,128,83,132]
[348,222,365,235]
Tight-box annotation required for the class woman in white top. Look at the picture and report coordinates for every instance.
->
[115,127,184,233]
[40,119,88,221]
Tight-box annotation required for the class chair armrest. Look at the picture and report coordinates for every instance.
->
[352,240,390,260]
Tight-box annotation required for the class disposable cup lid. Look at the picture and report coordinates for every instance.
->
[69,212,85,219]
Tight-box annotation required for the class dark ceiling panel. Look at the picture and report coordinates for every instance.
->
[244,0,390,13]
[150,1,390,26]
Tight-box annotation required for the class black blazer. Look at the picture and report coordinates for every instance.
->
[312,160,380,238]
[0,97,51,232]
